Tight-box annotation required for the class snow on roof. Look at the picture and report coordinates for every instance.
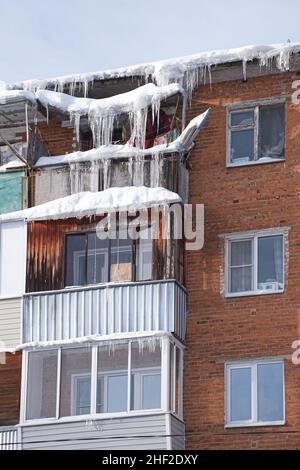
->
[36,83,183,148]
[10,42,300,95]
[0,89,36,105]
[0,159,26,173]
[36,82,182,117]
[34,108,211,168]
[1,186,181,222]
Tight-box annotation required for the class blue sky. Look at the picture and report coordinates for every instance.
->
[1,0,299,83]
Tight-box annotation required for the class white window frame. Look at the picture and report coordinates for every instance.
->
[225,359,285,428]
[224,228,287,298]
[20,336,184,425]
[227,99,285,168]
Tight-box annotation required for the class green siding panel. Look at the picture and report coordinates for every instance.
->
[0,171,25,214]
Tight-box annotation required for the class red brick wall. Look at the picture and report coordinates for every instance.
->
[37,119,75,156]
[0,352,21,426]
[185,71,300,449]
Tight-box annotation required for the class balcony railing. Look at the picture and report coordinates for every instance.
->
[23,280,186,344]
[0,426,20,450]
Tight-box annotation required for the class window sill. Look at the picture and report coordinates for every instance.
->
[227,158,284,168]
[225,420,285,429]
[225,289,284,299]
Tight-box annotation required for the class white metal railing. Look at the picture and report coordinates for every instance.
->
[23,280,186,344]
[0,426,20,450]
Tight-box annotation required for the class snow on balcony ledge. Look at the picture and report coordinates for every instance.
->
[0,159,26,172]
[0,186,181,222]
[0,89,36,105]
[34,108,211,168]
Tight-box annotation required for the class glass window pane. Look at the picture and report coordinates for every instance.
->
[258,363,284,422]
[230,266,252,292]
[230,240,252,266]
[230,129,254,163]
[259,105,284,159]
[26,350,58,420]
[107,375,128,412]
[136,229,152,281]
[65,234,86,287]
[131,341,161,411]
[97,343,128,414]
[60,347,92,417]
[110,237,133,282]
[142,374,161,409]
[87,233,109,284]
[230,367,252,422]
[231,111,254,127]
[75,377,91,415]
[258,236,283,290]
[229,240,253,293]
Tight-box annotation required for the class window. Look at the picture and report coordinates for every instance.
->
[97,343,129,413]
[226,360,284,427]
[26,350,58,420]
[60,347,92,417]
[131,341,161,410]
[136,227,153,281]
[228,103,284,166]
[65,228,153,287]
[24,338,183,422]
[226,231,284,296]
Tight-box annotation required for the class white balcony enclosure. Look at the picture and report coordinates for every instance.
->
[22,280,186,344]
[0,426,20,450]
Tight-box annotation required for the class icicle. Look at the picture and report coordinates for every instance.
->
[242,59,247,81]
[69,112,81,147]
[45,103,49,125]
[128,157,133,185]
[136,336,161,353]
[128,108,148,149]
[90,114,115,147]
[83,78,89,98]
[151,152,160,187]
[103,159,109,190]
[90,159,100,191]
[70,162,81,193]
[151,96,161,134]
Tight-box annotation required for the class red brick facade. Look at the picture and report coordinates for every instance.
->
[185,71,300,449]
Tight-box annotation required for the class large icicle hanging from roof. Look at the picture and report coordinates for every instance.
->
[36,83,183,149]
[88,82,182,148]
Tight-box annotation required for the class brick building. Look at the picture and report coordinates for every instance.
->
[0,43,300,449]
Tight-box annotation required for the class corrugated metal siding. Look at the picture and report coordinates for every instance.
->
[21,414,168,450]
[170,415,185,450]
[0,426,20,450]
[0,298,21,350]
[23,281,186,343]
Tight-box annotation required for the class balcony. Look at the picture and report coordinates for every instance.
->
[22,280,186,344]
[0,426,20,450]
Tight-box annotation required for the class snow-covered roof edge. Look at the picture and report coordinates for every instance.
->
[9,42,300,94]
[0,186,182,222]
